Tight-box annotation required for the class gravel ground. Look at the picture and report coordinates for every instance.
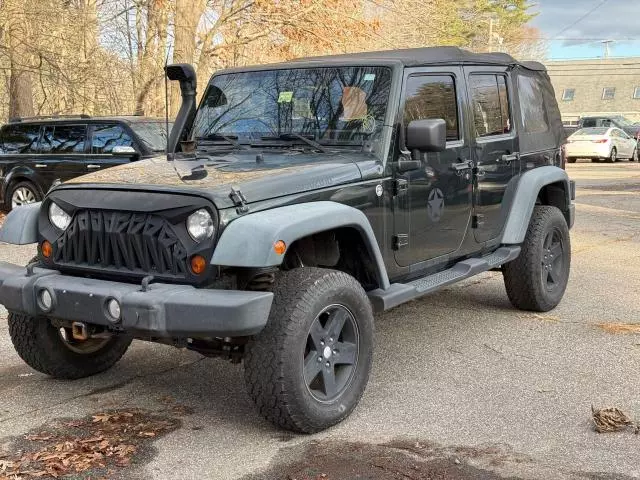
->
[1,160,639,479]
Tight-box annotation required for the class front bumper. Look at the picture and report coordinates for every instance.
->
[0,262,273,337]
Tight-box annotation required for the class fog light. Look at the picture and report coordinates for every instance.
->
[39,289,53,311]
[106,298,121,322]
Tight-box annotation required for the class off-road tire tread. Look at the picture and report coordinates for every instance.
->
[243,268,373,433]
[502,206,570,312]
[8,312,132,379]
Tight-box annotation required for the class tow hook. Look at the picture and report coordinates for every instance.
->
[71,322,89,341]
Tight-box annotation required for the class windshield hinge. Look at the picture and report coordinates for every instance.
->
[229,187,249,214]
[392,234,409,250]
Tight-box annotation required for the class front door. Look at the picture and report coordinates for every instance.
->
[394,68,473,267]
[464,67,517,243]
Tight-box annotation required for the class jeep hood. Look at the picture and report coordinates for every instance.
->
[65,151,364,209]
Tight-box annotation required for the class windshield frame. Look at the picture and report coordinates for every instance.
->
[190,62,402,163]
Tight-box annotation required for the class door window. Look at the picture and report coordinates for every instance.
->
[40,125,87,153]
[91,125,134,154]
[469,74,511,138]
[0,124,41,154]
[404,75,459,141]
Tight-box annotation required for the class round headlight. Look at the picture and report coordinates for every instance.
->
[49,202,71,230]
[186,209,214,242]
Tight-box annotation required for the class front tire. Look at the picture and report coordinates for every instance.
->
[502,206,571,312]
[244,268,374,433]
[8,313,133,379]
[631,148,638,162]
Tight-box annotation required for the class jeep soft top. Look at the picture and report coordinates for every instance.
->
[0,47,574,433]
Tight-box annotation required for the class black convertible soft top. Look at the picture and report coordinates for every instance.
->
[288,47,546,71]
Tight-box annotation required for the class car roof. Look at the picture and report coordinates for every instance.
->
[7,116,166,125]
[214,46,546,75]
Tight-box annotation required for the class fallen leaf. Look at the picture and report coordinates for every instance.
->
[597,323,640,334]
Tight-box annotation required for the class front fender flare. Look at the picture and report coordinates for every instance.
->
[501,166,572,244]
[0,202,41,245]
[211,201,390,290]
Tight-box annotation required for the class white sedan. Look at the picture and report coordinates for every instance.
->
[565,127,638,163]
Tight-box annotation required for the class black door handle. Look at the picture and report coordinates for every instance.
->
[450,160,473,172]
[500,152,520,163]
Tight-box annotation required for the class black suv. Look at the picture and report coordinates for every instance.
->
[0,116,169,211]
[0,47,574,433]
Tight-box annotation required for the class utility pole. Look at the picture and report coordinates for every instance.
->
[601,40,614,58]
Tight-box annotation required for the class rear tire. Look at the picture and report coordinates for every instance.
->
[8,313,132,379]
[566,157,577,164]
[7,181,41,211]
[607,148,617,163]
[502,206,571,312]
[244,268,374,433]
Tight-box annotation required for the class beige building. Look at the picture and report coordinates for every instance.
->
[545,57,640,124]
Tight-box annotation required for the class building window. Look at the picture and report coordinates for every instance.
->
[634,87,640,99]
[602,87,616,100]
[562,89,575,101]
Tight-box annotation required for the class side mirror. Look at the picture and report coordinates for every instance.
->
[406,119,447,152]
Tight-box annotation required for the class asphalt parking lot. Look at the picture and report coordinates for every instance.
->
[1,160,640,479]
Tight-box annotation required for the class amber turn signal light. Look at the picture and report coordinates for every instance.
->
[274,240,286,255]
[190,255,207,275]
[41,240,53,259]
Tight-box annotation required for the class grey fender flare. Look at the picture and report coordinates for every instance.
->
[0,202,41,245]
[211,201,390,290]
[501,166,572,244]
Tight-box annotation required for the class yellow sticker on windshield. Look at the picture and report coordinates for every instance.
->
[278,91,294,103]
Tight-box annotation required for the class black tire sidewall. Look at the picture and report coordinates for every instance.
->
[244,268,374,433]
[282,276,373,428]
[8,313,132,379]
[7,181,41,210]
[532,212,571,308]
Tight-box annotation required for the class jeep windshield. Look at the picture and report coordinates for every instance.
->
[191,66,393,151]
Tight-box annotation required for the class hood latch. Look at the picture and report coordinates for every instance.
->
[229,187,250,214]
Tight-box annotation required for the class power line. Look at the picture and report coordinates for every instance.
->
[551,0,610,39]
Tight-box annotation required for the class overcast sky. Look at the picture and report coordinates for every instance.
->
[530,0,640,59]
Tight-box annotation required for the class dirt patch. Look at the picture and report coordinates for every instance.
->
[243,439,528,480]
[597,323,640,334]
[0,408,182,479]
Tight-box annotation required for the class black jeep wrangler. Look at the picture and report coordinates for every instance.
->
[0,47,574,433]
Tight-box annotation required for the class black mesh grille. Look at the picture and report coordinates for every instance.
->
[53,210,188,277]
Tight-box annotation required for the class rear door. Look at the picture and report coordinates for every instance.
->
[39,124,88,181]
[87,123,139,172]
[464,67,517,243]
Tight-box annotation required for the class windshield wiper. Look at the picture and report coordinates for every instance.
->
[197,134,249,150]
[260,133,330,153]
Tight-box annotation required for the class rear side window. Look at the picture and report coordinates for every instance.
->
[581,118,596,128]
[469,74,511,138]
[0,124,40,154]
[517,76,549,133]
[91,125,133,154]
[404,75,459,141]
[40,125,87,153]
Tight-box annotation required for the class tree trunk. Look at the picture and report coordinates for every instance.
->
[5,0,35,118]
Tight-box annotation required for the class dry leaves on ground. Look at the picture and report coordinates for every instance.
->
[597,323,640,334]
[0,409,179,480]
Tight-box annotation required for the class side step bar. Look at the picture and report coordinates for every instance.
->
[367,246,521,312]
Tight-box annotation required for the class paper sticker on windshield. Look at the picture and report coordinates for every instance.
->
[278,91,294,103]
[363,73,376,81]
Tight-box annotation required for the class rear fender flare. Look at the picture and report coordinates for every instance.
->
[211,201,390,290]
[501,166,572,244]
